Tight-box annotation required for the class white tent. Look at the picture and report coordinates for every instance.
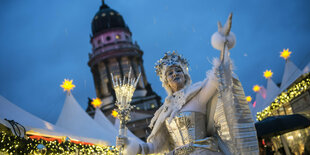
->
[94,108,118,136]
[303,62,310,74]
[251,92,265,120]
[264,78,280,108]
[280,60,302,91]
[56,93,116,145]
[0,95,63,132]
[94,108,144,144]
[0,95,108,145]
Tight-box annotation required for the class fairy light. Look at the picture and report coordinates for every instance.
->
[0,131,118,154]
[256,74,310,121]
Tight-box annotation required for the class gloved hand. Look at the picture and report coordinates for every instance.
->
[117,136,141,155]
[116,135,128,148]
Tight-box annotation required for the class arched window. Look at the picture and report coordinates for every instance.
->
[98,62,110,96]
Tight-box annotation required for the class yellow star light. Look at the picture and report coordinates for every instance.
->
[111,110,118,118]
[263,70,273,79]
[280,48,291,60]
[60,79,75,92]
[253,85,260,92]
[91,98,102,108]
[246,96,252,102]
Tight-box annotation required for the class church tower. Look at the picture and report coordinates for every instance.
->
[86,1,161,140]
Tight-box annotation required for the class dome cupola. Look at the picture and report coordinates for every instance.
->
[91,0,128,35]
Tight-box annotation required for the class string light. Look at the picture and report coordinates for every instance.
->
[0,131,118,154]
[256,73,310,121]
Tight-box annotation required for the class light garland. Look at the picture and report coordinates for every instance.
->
[256,73,310,121]
[0,131,118,154]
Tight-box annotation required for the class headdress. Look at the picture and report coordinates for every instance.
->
[155,51,191,95]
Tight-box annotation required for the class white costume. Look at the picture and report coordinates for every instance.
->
[123,14,259,155]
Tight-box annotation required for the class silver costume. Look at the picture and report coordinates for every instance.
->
[165,111,221,155]
[123,14,259,155]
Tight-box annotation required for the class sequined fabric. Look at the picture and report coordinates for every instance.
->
[165,111,206,147]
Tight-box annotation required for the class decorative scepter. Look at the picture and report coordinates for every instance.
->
[111,68,140,155]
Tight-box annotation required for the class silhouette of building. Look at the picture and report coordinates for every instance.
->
[86,1,161,140]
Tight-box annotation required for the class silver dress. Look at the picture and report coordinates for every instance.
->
[165,111,222,155]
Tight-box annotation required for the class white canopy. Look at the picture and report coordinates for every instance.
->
[303,62,310,74]
[264,78,280,108]
[56,93,116,145]
[94,108,144,144]
[280,60,302,91]
[0,95,108,145]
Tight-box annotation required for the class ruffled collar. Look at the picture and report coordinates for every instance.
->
[147,81,205,142]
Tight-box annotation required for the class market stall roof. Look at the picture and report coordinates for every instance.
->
[56,93,116,145]
[264,78,280,109]
[303,62,310,74]
[0,95,108,145]
[280,60,302,91]
[94,108,144,143]
[0,95,65,133]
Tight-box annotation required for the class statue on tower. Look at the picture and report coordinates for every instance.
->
[117,14,259,155]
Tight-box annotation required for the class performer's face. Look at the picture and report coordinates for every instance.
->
[165,66,186,93]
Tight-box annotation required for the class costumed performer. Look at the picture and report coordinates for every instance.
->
[117,13,259,155]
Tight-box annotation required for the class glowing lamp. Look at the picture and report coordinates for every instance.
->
[91,98,102,108]
[253,85,260,92]
[60,79,75,92]
[111,110,118,118]
[263,70,273,79]
[280,48,291,60]
[246,96,252,102]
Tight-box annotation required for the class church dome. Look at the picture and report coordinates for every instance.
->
[91,1,128,35]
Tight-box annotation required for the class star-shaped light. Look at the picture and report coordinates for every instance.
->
[246,96,252,102]
[280,48,291,60]
[263,70,273,79]
[253,85,260,92]
[60,79,75,92]
[111,110,118,118]
[91,98,102,108]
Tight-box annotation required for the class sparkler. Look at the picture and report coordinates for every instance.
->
[111,67,140,155]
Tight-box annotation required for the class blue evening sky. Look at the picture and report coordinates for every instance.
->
[0,0,309,123]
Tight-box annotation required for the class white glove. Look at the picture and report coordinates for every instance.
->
[117,137,140,155]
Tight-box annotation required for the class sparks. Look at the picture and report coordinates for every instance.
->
[91,98,102,108]
[280,48,291,60]
[60,79,75,92]
[246,96,252,102]
[253,85,260,92]
[263,70,273,79]
[111,110,118,118]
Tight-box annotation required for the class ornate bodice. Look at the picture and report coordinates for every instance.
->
[165,111,206,148]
